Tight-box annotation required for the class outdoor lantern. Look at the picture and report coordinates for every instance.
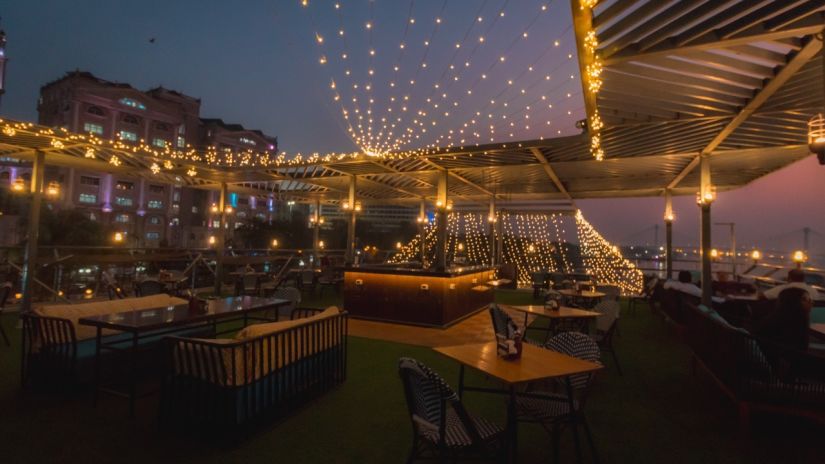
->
[225,205,233,214]
[113,232,124,243]
[664,211,675,222]
[11,177,24,192]
[808,113,825,164]
[696,187,715,205]
[208,236,216,246]
[792,250,807,268]
[457,243,465,252]
[416,215,426,223]
[751,250,762,263]
[319,240,325,249]
[354,201,362,212]
[210,203,219,213]
[710,248,719,260]
[341,200,350,210]
[271,238,279,248]
[488,214,497,223]
[396,241,402,250]
[45,181,60,197]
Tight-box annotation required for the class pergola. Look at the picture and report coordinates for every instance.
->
[1,0,823,308]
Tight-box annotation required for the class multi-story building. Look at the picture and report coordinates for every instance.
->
[0,70,281,247]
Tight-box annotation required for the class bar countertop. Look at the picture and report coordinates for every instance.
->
[344,264,496,278]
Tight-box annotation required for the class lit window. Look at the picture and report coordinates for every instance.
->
[115,196,133,206]
[148,200,163,209]
[239,137,257,146]
[173,191,180,201]
[116,181,134,191]
[171,218,180,226]
[149,216,161,225]
[191,206,198,213]
[115,214,130,223]
[146,232,160,240]
[78,193,97,204]
[83,122,103,135]
[119,98,146,110]
[152,138,167,148]
[212,220,220,228]
[178,125,185,135]
[176,136,185,148]
[119,131,138,142]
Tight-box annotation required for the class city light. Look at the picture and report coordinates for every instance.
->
[45,181,60,197]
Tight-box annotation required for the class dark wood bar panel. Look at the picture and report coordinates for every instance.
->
[343,265,496,327]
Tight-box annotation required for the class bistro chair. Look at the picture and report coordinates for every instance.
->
[517,332,601,464]
[299,269,317,293]
[489,303,520,340]
[136,280,165,297]
[0,285,11,346]
[398,357,506,463]
[531,272,548,299]
[240,274,260,296]
[592,300,622,376]
[272,286,302,321]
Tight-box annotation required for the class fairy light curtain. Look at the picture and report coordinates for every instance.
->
[389,210,643,294]
[302,0,586,158]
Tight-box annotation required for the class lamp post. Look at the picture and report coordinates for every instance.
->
[697,155,715,307]
[792,250,807,269]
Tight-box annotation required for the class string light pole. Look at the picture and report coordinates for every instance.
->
[213,182,228,296]
[697,155,715,307]
[664,189,674,280]
[435,170,449,270]
[488,199,497,266]
[343,176,358,264]
[417,199,427,267]
[19,150,45,312]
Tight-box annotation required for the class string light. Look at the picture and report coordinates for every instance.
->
[391,210,640,292]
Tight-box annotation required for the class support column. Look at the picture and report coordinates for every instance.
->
[213,182,227,296]
[664,189,674,280]
[21,150,45,313]
[418,200,427,267]
[699,155,713,307]
[488,199,496,266]
[435,170,448,271]
[346,176,357,265]
[313,199,321,268]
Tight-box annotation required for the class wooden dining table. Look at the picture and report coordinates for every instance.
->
[502,304,602,341]
[434,341,602,463]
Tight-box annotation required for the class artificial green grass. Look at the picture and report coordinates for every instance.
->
[0,291,823,463]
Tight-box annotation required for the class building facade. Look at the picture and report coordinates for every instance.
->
[0,71,281,248]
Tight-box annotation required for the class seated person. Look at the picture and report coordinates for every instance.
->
[754,287,812,352]
[761,269,821,301]
[664,270,702,299]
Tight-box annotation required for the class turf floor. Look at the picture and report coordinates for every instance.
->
[0,290,823,463]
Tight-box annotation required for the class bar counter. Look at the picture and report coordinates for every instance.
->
[343,265,496,327]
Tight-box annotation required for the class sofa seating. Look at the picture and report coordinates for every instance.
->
[160,306,348,431]
[22,294,190,388]
[683,302,825,425]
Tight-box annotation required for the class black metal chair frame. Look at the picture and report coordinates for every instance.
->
[516,334,601,464]
[398,357,506,463]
